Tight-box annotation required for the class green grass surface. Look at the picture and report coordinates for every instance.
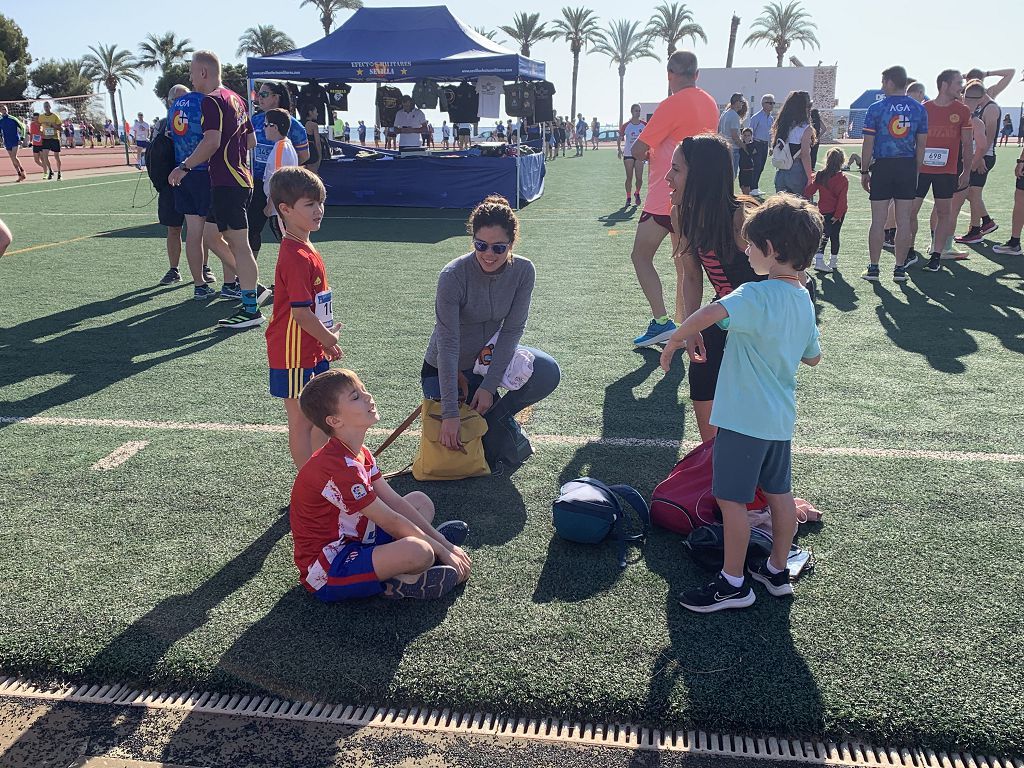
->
[1,152,1023,755]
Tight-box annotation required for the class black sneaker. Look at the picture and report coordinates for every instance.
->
[750,559,795,597]
[382,565,459,600]
[893,264,908,282]
[217,308,264,330]
[861,264,880,282]
[47,170,54,180]
[955,227,983,245]
[436,520,470,546]
[159,267,181,285]
[903,251,920,269]
[923,254,942,272]
[202,265,216,284]
[678,573,755,614]
[256,283,274,305]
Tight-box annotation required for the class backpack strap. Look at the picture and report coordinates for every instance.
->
[372,403,422,457]
[574,478,650,568]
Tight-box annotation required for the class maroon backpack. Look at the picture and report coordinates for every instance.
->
[651,437,768,535]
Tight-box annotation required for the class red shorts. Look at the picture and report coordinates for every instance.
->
[639,210,674,233]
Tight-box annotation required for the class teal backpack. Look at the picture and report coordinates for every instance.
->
[552,477,650,568]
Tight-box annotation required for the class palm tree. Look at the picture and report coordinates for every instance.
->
[592,20,659,152]
[300,0,364,37]
[645,3,706,94]
[552,7,602,121]
[473,26,506,45]
[237,25,296,58]
[499,12,557,58]
[81,43,142,134]
[743,0,820,68]
[136,32,194,73]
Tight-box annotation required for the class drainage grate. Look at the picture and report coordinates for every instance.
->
[1,676,1020,768]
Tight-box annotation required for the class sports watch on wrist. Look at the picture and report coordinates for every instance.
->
[178,162,190,172]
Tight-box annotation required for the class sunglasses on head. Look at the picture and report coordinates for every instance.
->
[473,239,510,255]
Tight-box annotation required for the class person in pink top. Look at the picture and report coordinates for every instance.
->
[628,51,719,347]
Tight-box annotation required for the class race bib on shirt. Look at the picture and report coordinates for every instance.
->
[923,148,950,167]
[253,143,272,166]
[43,127,56,137]
[315,289,333,328]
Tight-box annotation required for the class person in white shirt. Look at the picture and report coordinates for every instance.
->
[747,94,776,195]
[393,95,427,150]
[261,109,300,232]
[131,112,151,169]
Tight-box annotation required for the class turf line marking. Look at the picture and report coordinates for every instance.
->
[0,676,1016,767]
[0,177,136,199]
[2,415,1022,463]
[90,441,149,471]
[3,224,153,257]
[0,211,151,217]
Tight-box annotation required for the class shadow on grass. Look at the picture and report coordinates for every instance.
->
[533,349,685,602]
[816,268,858,312]
[642,537,825,738]
[871,259,1024,373]
[598,207,639,228]
[0,287,235,424]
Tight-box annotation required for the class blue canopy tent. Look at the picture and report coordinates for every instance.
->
[246,6,546,209]
[846,89,885,138]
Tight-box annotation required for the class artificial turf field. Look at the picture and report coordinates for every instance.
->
[0,149,1022,758]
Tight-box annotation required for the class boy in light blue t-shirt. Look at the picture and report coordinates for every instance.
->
[661,193,822,614]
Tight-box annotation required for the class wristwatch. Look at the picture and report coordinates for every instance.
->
[178,162,190,172]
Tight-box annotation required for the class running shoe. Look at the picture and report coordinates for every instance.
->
[751,187,763,195]
[861,264,880,282]
[903,251,920,269]
[47,170,53,180]
[882,238,895,251]
[678,573,755,613]
[202,265,216,284]
[828,255,839,270]
[633,318,678,347]
[626,196,632,207]
[56,171,61,180]
[941,247,969,259]
[893,264,908,282]
[219,281,241,300]
[979,219,999,236]
[923,254,942,272]
[159,267,181,285]
[436,520,470,546]
[955,227,983,244]
[193,284,217,301]
[256,283,274,305]
[634,191,642,206]
[382,565,459,600]
[749,559,795,597]
[813,253,832,273]
[992,240,1022,255]
[217,309,264,329]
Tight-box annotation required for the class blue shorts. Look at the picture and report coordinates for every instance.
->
[269,358,329,399]
[711,428,792,503]
[136,139,150,149]
[174,169,212,217]
[314,529,393,602]
[3,141,18,151]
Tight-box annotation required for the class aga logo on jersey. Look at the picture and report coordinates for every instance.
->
[888,113,912,138]
[171,110,189,136]
[351,484,367,500]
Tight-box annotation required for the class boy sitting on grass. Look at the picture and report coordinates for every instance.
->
[661,193,822,613]
[265,167,343,468]
[291,369,472,601]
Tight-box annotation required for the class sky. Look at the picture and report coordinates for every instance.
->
[7,0,1024,128]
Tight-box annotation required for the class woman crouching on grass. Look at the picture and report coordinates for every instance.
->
[421,195,560,472]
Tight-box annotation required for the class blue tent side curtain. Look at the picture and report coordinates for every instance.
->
[247,5,545,83]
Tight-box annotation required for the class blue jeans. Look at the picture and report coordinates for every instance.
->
[421,347,561,428]
[731,148,741,178]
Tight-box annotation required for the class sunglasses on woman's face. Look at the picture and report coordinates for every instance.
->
[258,91,272,98]
[473,239,510,255]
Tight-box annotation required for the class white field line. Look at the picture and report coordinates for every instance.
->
[90,441,149,471]
[0,177,136,199]
[2,415,1022,463]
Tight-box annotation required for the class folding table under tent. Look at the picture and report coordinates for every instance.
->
[246,5,547,208]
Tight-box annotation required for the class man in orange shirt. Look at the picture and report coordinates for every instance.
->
[627,51,719,347]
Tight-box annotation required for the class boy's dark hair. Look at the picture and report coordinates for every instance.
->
[467,194,519,245]
[299,369,362,435]
[269,166,326,209]
[882,65,909,90]
[741,193,823,271]
[264,108,291,137]
[963,68,985,82]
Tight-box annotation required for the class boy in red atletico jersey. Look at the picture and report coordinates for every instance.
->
[291,369,472,601]
[265,167,343,468]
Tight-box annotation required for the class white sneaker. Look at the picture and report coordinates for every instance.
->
[813,253,832,273]
[992,242,1022,255]
[940,248,969,260]
[828,255,838,270]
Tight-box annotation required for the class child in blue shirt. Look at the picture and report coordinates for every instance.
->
[661,193,822,613]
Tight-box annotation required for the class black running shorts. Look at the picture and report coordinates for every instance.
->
[869,157,917,201]
[916,172,957,200]
[969,155,997,188]
[210,186,252,232]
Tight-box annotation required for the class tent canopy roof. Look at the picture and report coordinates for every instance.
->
[247,6,545,83]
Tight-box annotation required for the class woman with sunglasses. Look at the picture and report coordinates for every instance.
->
[250,82,311,258]
[422,195,561,467]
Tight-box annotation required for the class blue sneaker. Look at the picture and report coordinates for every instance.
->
[219,281,241,300]
[381,565,459,600]
[193,284,217,301]
[633,318,677,347]
[436,520,469,546]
